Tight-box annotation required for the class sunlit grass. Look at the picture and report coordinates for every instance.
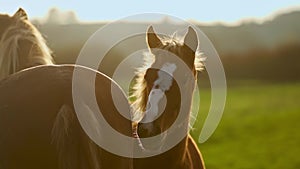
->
[191,82,300,169]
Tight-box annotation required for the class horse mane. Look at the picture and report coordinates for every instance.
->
[130,34,204,122]
[0,18,54,79]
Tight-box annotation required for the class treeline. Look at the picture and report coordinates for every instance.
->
[221,43,300,82]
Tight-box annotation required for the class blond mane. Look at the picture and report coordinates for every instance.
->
[0,18,54,80]
[130,35,204,122]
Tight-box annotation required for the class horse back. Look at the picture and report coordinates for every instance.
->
[0,65,133,169]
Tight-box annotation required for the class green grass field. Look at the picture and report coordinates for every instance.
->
[190,82,300,169]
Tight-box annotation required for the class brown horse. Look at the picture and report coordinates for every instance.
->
[0,8,54,80]
[0,65,133,169]
[131,26,205,169]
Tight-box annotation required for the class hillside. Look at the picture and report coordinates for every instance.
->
[31,10,300,82]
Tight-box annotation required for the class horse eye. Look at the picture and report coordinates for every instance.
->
[154,84,159,89]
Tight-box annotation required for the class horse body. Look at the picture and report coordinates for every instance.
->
[131,26,205,169]
[0,65,133,169]
[0,8,54,80]
[0,8,135,168]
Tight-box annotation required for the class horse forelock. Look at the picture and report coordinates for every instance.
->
[0,19,54,80]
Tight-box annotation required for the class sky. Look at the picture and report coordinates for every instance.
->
[0,0,299,23]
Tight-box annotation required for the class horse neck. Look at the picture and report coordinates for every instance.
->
[162,79,194,168]
[165,113,190,168]
[17,38,39,70]
[17,34,53,70]
[134,137,190,169]
[0,23,54,79]
[134,95,190,169]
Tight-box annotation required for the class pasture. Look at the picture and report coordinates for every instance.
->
[191,82,300,169]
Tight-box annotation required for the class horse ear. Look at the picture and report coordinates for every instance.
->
[184,26,198,52]
[146,26,162,49]
[13,8,28,20]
